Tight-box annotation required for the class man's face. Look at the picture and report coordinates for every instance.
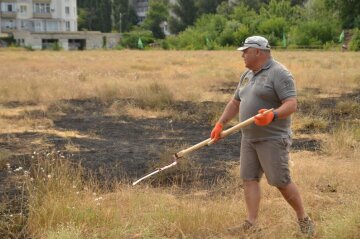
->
[241,48,259,69]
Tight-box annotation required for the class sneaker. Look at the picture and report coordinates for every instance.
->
[298,216,315,236]
[227,220,260,234]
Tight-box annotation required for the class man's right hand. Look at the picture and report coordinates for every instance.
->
[210,122,223,143]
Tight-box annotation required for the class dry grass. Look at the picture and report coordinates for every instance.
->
[0,50,359,238]
[20,151,360,239]
[1,51,358,105]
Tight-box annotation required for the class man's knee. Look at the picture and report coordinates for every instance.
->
[267,177,291,188]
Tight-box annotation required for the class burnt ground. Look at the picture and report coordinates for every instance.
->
[0,87,359,217]
[0,99,239,182]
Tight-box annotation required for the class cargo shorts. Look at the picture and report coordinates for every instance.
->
[240,136,292,188]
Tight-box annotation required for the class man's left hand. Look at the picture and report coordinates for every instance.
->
[254,109,274,126]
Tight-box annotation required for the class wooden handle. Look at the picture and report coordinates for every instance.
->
[208,108,274,145]
[176,108,274,157]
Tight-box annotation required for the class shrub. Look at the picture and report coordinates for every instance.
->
[218,20,249,46]
[349,28,360,51]
[257,17,288,46]
[163,14,228,50]
[52,42,62,51]
[290,20,339,47]
[120,29,155,49]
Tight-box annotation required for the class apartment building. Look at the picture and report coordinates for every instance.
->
[0,0,120,50]
[0,0,77,34]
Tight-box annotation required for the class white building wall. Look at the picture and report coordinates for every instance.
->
[0,0,78,33]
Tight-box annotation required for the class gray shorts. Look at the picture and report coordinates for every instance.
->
[240,137,292,187]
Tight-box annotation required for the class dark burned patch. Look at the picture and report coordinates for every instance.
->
[0,98,238,185]
[292,138,321,152]
[298,88,360,116]
[296,88,360,134]
[48,98,109,115]
[171,100,225,124]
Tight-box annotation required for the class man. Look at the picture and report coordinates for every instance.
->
[210,36,314,235]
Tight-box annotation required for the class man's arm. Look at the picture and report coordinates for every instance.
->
[210,98,240,142]
[218,98,240,125]
[275,97,297,119]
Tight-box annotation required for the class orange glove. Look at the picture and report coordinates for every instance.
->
[254,109,274,126]
[210,122,223,142]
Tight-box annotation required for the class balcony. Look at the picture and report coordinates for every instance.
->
[33,12,52,19]
[0,11,17,18]
[0,27,16,33]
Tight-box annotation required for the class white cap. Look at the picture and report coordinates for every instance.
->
[237,36,271,51]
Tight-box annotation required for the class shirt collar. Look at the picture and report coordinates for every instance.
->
[262,57,273,70]
[253,57,273,75]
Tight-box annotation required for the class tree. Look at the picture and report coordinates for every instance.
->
[77,8,89,30]
[111,0,138,33]
[196,0,228,15]
[77,0,112,32]
[169,0,198,34]
[143,0,169,39]
[325,0,360,28]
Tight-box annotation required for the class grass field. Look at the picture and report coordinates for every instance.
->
[0,49,359,239]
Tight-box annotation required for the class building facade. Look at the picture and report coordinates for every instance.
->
[0,0,77,34]
[0,0,120,50]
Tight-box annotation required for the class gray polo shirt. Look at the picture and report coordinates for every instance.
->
[234,58,296,141]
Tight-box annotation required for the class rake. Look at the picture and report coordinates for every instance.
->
[132,109,274,186]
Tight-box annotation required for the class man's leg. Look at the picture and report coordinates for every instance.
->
[277,182,306,219]
[244,180,261,224]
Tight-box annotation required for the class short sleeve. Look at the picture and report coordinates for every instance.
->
[233,81,241,101]
[233,70,249,101]
[274,69,297,101]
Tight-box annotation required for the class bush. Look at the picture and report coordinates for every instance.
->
[218,20,249,47]
[120,29,155,49]
[163,14,233,49]
[164,27,208,50]
[257,17,288,46]
[52,42,62,51]
[290,20,339,47]
[349,28,360,51]
[24,45,34,51]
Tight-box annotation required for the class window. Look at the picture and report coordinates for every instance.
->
[35,21,42,32]
[20,5,27,14]
[1,3,15,12]
[65,6,70,15]
[4,20,16,29]
[34,3,50,14]
[66,21,70,31]
[47,21,58,32]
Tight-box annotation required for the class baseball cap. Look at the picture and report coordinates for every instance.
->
[237,36,271,51]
